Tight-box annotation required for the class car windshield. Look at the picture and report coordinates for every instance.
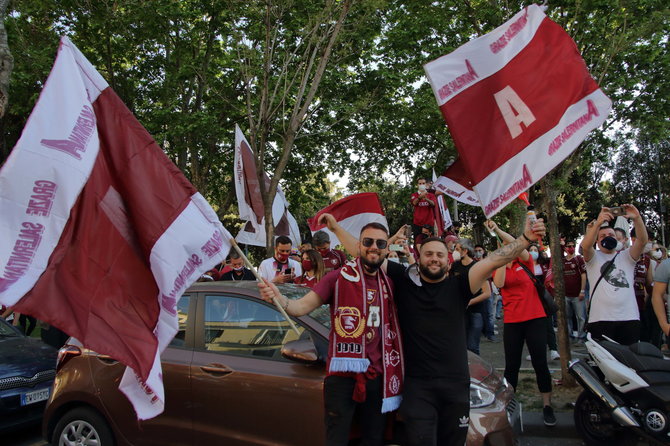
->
[0,318,20,337]
[281,285,331,329]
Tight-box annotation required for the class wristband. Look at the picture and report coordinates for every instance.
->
[521,233,533,243]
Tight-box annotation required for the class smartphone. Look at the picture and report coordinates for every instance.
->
[284,267,293,275]
[404,225,411,238]
[389,244,403,252]
[610,206,625,217]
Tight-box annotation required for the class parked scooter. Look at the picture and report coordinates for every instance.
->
[569,333,670,446]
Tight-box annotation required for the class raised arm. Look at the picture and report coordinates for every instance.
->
[318,213,359,257]
[467,279,491,306]
[486,220,529,262]
[580,208,613,262]
[625,204,648,261]
[469,217,545,294]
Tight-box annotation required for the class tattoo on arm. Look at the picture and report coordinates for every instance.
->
[490,238,527,264]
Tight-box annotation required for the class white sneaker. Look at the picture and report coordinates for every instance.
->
[526,354,532,361]
[550,350,560,360]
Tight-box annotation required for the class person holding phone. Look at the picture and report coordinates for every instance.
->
[258,235,302,284]
[580,205,648,344]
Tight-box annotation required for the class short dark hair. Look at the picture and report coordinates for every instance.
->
[360,222,389,237]
[419,237,447,252]
[229,250,241,260]
[614,227,627,238]
[275,235,292,247]
[312,230,330,246]
[475,244,485,250]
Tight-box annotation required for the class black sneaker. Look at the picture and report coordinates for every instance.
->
[543,405,557,427]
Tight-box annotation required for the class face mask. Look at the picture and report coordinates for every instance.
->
[418,184,426,192]
[474,251,483,259]
[388,257,400,263]
[233,266,244,272]
[301,259,313,271]
[652,250,662,260]
[317,248,329,256]
[643,242,653,254]
[530,251,539,261]
[616,241,624,251]
[276,253,289,263]
[600,236,617,251]
[452,251,461,261]
[565,247,575,255]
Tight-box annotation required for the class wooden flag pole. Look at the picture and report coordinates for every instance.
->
[229,239,301,336]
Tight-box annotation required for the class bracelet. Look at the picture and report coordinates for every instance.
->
[521,233,532,243]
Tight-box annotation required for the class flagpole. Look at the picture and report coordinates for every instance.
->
[229,239,301,336]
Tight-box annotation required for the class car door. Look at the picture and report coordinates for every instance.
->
[192,293,326,446]
[93,294,194,446]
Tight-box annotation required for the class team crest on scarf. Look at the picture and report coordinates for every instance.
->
[335,307,366,338]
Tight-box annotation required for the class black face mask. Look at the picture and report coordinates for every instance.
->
[601,236,617,251]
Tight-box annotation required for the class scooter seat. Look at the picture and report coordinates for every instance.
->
[601,340,670,373]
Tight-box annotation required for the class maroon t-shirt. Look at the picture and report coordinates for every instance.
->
[633,255,650,312]
[314,269,389,374]
[319,249,347,273]
[562,255,585,297]
[411,192,437,226]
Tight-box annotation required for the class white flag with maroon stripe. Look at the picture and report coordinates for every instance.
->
[308,193,388,247]
[0,37,231,420]
[425,4,611,218]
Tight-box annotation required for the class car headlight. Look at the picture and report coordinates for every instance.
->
[470,382,495,408]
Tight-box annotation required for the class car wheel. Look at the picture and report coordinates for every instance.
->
[573,390,637,446]
[52,407,115,446]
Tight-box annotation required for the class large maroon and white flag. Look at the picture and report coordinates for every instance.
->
[234,125,301,247]
[425,4,611,218]
[307,193,387,247]
[0,37,231,419]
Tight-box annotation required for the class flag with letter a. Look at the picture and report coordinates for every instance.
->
[0,37,231,420]
[308,193,388,247]
[425,4,611,218]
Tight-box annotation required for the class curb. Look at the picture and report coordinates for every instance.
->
[522,411,579,438]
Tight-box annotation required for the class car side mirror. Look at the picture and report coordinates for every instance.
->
[281,339,319,364]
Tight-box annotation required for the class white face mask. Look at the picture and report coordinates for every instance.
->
[474,251,483,259]
[452,250,461,261]
[643,242,653,254]
[652,250,662,260]
[388,257,400,263]
[530,251,539,261]
[616,241,624,252]
[418,184,426,192]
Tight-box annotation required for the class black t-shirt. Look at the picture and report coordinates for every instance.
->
[386,261,474,381]
[451,261,484,314]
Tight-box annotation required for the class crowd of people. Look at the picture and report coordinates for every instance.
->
[3,174,670,446]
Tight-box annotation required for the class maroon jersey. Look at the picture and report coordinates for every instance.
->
[562,255,585,297]
[411,192,437,226]
[319,248,347,273]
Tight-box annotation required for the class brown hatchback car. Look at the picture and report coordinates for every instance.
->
[43,281,521,446]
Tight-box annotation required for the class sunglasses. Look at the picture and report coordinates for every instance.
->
[361,238,388,249]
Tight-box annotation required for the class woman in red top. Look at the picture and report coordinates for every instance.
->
[294,249,325,289]
[488,221,555,427]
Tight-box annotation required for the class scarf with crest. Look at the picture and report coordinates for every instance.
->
[329,258,404,413]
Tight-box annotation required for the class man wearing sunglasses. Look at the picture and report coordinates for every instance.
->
[258,220,406,446]
[310,212,546,446]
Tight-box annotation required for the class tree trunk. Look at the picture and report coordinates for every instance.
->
[541,175,577,387]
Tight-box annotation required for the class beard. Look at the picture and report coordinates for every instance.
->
[419,262,447,281]
[361,255,384,272]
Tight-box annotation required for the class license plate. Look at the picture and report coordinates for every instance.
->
[20,387,50,406]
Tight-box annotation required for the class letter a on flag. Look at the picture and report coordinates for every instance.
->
[424,4,611,218]
[0,37,232,419]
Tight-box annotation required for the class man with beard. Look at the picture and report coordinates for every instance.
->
[258,221,405,446]
[312,213,545,446]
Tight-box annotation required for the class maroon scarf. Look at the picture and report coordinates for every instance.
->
[330,259,404,412]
